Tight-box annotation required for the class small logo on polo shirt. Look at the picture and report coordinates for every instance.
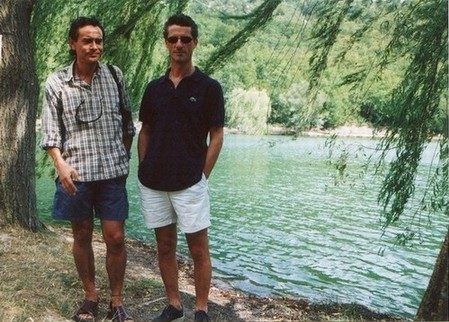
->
[189,96,197,102]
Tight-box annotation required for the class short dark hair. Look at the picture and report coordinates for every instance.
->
[68,16,104,57]
[68,16,105,42]
[163,14,198,40]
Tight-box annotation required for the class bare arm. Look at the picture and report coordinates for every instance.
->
[46,147,79,196]
[203,126,224,179]
[137,122,151,163]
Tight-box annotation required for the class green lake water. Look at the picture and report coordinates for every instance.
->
[36,134,448,319]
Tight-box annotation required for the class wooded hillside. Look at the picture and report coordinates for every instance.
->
[31,0,447,134]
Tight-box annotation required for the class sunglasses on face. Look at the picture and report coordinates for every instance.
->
[166,36,193,44]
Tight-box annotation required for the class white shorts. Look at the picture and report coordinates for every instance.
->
[138,174,210,234]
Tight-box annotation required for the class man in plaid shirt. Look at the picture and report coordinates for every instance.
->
[41,16,135,322]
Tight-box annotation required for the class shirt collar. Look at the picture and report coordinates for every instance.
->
[65,61,103,83]
[161,66,201,84]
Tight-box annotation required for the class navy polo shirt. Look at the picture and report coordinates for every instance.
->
[138,67,225,191]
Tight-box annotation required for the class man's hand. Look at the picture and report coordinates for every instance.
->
[57,160,80,196]
[46,147,79,196]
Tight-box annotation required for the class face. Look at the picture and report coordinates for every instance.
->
[165,25,198,65]
[69,25,103,65]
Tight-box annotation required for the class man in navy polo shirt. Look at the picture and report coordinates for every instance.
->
[137,14,225,322]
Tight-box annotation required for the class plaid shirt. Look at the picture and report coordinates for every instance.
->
[41,62,135,182]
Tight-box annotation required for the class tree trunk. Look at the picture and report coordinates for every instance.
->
[415,231,449,321]
[0,0,42,231]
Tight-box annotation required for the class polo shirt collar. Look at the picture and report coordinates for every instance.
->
[161,66,202,84]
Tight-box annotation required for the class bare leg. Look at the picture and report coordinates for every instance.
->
[72,218,97,300]
[102,220,127,307]
[186,228,211,312]
[72,219,98,319]
[155,224,183,309]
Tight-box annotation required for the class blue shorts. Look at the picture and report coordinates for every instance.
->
[52,176,129,222]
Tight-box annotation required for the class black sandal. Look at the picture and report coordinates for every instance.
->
[72,299,99,322]
[107,302,134,322]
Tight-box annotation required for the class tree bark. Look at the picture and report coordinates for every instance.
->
[0,0,42,231]
[415,231,449,321]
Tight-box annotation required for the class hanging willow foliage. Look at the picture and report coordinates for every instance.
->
[376,0,448,231]
[31,0,179,108]
[203,0,283,75]
[31,0,285,110]
[308,0,448,238]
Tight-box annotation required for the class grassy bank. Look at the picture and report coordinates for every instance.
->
[0,225,402,321]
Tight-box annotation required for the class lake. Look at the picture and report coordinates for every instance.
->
[36,134,448,319]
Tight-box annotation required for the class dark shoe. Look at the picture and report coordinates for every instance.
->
[194,310,210,322]
[72,299,99,322]
[151,305,184,322]
[107,302,134,322]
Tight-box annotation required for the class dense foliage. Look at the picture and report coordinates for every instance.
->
[31,0,447,135]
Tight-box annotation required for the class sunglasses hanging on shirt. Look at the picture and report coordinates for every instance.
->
[75,96,103,124]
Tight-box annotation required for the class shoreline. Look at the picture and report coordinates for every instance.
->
[225,124,388,138]
[225,124,445,142]
[37,120,385,138]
